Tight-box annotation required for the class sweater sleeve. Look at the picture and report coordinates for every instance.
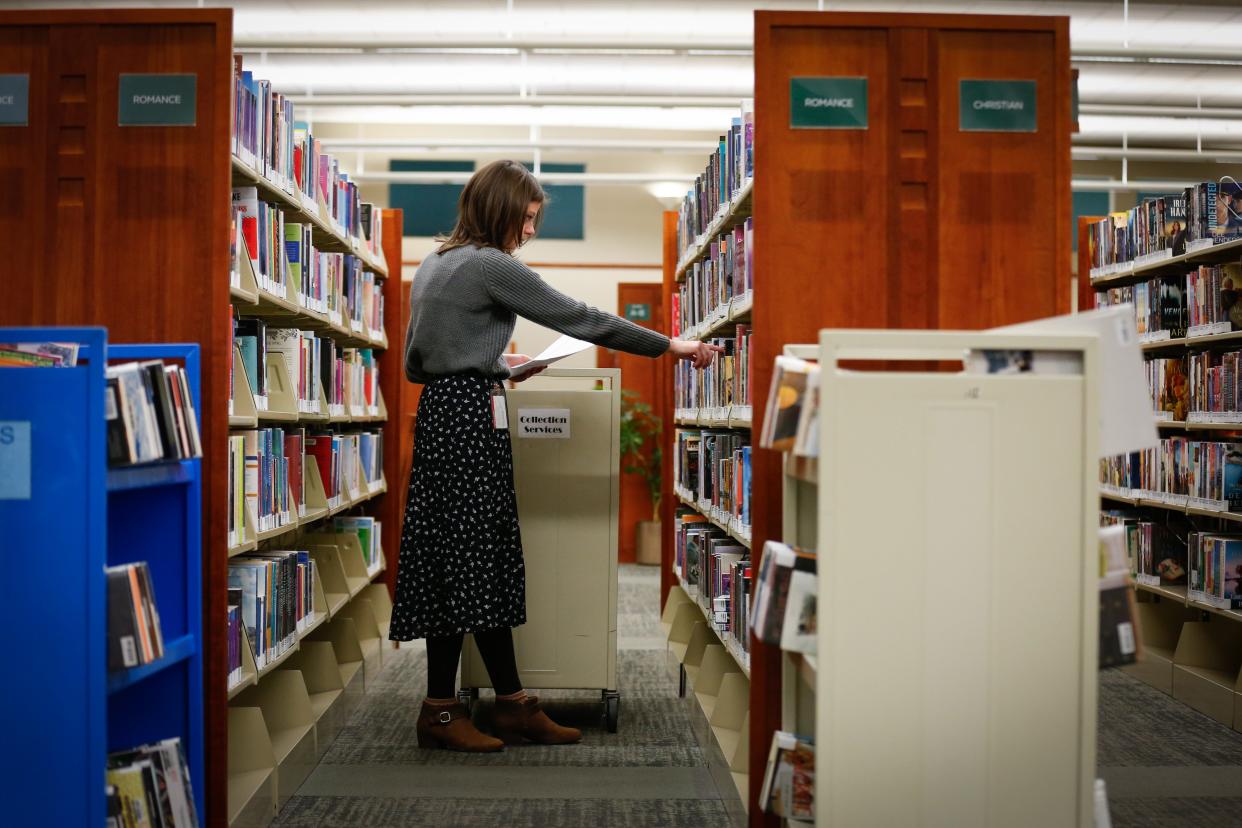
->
[481,250,670,358]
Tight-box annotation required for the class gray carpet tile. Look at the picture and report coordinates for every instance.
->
[1108,797,1242,827]
[1097,668,1242,767]
[273,795,734,828]
[274,565,733,827]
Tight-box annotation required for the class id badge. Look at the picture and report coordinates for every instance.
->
[491,387,509,429]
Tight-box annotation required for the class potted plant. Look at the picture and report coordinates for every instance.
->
[619,390,663,565]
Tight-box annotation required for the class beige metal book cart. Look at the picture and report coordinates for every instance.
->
[460,368,623,731]
[778,329,1100,828]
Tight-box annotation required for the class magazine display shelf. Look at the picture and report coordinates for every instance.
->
[0,327,205,828]
[778,329,1099,827]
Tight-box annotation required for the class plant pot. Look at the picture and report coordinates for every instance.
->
[636,520,662,566]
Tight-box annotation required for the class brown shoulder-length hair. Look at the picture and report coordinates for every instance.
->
[436,160,547,254]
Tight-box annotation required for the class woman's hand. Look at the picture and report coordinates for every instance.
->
[504,353,545,382]
[668,338,725,369]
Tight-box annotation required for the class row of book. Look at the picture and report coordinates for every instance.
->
[759,355,820,458]
[338,515,385,576]
[228,550,317,674]
[751,541,817,655]
[674,218,754,333]
[230,55,382,256]
[673,507,750,657]
[232,314,380,414]
[1088,183,1242,271]
[0,339,79,367]
[674,429,752,528]
[106,737,197,828]
[759,731,815,821]
[1100,509,1242,611]
[106,360,203,467]
[1189,532,1242,611]
[1146,349,1242,423]
[232,188,385,332]
[674,326,753,411]
[676,100,755,258]
[1101,510,1170,588]
[226,426,384,544]
[1100,437,1242,509]
[1146,357,1189,421]
[106,561,164,673]
[1095,265,1242,339]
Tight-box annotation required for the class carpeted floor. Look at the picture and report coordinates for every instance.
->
[274,565,1242,827]
[273,565,745,827]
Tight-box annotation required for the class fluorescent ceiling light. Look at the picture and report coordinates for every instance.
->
[304,104,739,132]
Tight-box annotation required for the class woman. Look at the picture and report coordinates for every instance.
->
[392,159,721,752]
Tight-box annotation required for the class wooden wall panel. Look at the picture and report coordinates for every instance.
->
[0,11,235,825]
[0,25,48,306]
[935,26,1071,327]
[749,11,1069,824]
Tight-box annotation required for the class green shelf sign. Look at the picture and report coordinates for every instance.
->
[0,75,29,126]
[118,73,197,126]
[624,303,651,322]
[959,79,1037,133]
[790,77,868,130]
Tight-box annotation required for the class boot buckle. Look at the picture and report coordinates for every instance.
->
[438,711,453,724]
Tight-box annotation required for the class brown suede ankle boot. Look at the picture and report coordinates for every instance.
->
[492,696,582,745]
[416,702,504,752]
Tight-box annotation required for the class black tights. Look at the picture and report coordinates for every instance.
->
[426,627,522,699]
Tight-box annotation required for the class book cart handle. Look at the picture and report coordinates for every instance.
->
[814,329,1096,375]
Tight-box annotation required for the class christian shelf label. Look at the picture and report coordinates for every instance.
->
[959,79,1037,133]
[789,77,868,130]
[516,408,571,439]
[0,75,29,126]
[118,74,197,126]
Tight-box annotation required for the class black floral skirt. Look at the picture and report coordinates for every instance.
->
[388,373,526,640]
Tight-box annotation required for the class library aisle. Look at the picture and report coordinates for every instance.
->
[270,566,747,828]
[1098,670,1242,825]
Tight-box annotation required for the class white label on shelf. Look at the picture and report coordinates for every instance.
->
[1187,238,1215,254]
[1136,573,1161,587]
[254,394,268,412]
[1135,249,1174,265]
[1188,322,1232,338]
[0,421,31,500]
[1117,622,1136,655]
[1138,331,1171,343]
[1152,410,1173,422]
[516,407,571,439]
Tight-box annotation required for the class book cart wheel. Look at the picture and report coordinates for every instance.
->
[603,690,621,733]
[457,687,478,715]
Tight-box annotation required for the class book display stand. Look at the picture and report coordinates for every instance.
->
[777,330,1099,827]
[658,11,1073,822]
[1,10,408,825]
[0,327,205,827]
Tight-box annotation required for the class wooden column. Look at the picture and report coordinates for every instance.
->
[378,208,406,593]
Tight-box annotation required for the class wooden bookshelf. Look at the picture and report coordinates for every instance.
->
[657,11,1073,822]
[0,10,406,824]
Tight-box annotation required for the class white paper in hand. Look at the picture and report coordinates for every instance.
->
[507,335,594,379]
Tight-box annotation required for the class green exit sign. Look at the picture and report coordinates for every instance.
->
[790,77,868,130]
[118,73,197,126]
[624,303,651,322]
[959,79,1037,133]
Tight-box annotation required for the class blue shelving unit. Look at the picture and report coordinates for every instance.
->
[0,328,204,826]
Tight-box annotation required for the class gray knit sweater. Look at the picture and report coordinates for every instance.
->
[404,245,670,383]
